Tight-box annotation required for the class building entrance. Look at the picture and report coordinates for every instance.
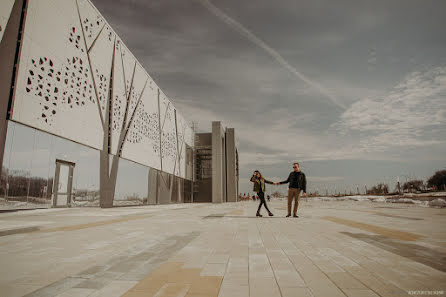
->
[52,159,75,207]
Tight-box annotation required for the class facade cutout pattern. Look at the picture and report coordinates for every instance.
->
[10,0,192,178]
[175,113,188,177]
[159,91,178,175]
[13,0,103,149]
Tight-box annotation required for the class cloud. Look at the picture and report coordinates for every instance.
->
[332,66,446,155]
[367,48,377,71]
[197,0,345,110]
[174,65,446,169]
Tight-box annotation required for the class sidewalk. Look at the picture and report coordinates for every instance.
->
[0,200,445,297]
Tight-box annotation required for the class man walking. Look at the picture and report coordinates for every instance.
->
[275,162,307,217]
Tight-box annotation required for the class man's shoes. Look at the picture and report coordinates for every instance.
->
[293,215,299,218]
[268,212,274,216]
[286,214,291,217]
[256,212,262,217]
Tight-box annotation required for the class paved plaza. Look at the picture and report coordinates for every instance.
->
[0,199,445,297]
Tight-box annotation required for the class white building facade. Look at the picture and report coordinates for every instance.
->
[0,0,196,208]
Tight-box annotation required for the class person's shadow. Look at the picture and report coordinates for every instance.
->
[202,215,303,219]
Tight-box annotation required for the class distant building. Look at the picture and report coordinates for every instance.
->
[0,0,238,208]
[194,122,239,203]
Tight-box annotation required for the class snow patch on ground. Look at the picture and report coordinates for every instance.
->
[429,198,446,208]
[307,194,444,208]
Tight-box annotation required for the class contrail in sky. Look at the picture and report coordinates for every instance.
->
[198,0,346,110]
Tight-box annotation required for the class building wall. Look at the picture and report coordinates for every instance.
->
[0,0,196,208]
[8,0,194,178]
[225,128,237,202]
[194,179,212,203]
[0,0,16,43]
[195,125,239,204]
[0,0,239,209]
[1,0,29,176]
[194,133,212,203]
[212,122,224,203]
[0,121,193,207]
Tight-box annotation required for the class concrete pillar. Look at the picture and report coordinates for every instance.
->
[222,135,226,202]
[236,149,239,199]
[225,128,237,202]
[212,121,224,203]
[147,168,158,204]
[0,0,25,173]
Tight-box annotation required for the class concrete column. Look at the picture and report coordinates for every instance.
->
[222,135,226,202]
[225,128,237,202]
[147,168,158,205]
[212,121,224,203]
[0,0,25,173]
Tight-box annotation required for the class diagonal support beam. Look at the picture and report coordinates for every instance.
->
[118,78,148,155]
[75,0,105,129]
[88,23,106,54]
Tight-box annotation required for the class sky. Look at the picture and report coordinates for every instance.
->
[91,0,446,195]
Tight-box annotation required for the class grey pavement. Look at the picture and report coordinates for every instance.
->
[0,200,445,297]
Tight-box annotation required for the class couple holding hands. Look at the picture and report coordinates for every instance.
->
[250,162,307,218]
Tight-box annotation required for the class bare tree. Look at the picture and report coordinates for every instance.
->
[367,183,389,195]
[428,170,446,191]
[402,180,424,193]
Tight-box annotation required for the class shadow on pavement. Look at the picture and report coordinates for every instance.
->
[202,215,304,219]
[341,232,446,273]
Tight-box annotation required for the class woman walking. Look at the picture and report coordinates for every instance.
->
[250,170,274,217]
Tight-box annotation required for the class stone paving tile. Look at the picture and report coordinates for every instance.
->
[73,276,114,290]
[53,288,96,297]
[217,284,248,297]
[325,272,367,289]
[296,262,347,297]
[118,263,160,282]
[206,253,230,264]
[0,284,42,297]
[280,287,314,297]
[88,281,138,297]
[22,277,86,297]
[343,265,408,297]
[153,283,190,297]
[249,277,281,297]
[200,263,227,277]
[342,289,381,297]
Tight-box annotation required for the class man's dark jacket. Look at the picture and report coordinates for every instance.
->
[279,171,307,193]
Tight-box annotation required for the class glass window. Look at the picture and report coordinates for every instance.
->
[113,158,148,206]
[157,171,172,204]
[51,133,100,207]
[1,122,36,208]
[1,121,195,209]
[184,179,192,203]
[28,128,52,203]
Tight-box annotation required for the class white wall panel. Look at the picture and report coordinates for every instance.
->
[77,0,106,50]
[0,0,15,43]
[120,43,137,128]
[11,0,194,175]
[125,61,148,129]
[175,113,188,178]
[159,91,177,175]
[184,125,194,148]
[12,0,103,149]
[121,74,161,169]
[110,39,127,155]
[78,0,114,121]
